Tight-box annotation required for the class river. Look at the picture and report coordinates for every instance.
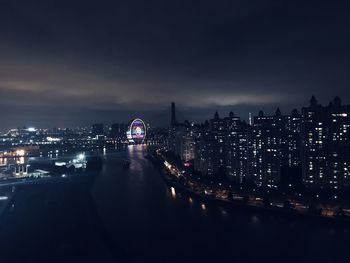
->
[0,145,349,263]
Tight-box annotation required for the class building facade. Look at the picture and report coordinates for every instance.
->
[224,112,248,183]
[168,97,350,191]
[301,96,350,189]
[247,109,283,188]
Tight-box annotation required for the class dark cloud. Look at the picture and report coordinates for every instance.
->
[0,0,350,130]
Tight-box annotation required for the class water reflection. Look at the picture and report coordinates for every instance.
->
[251,215,260,226]
[221,209,228,216]
[127,145,145,172]
[170,187,176,199]
[0,186,15,217]
[0,145,348,262]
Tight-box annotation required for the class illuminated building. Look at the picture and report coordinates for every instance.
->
[301,96,350,189]
[210,112,227,176]
[283,109,302,167]
[168,102,178,153]
[168,98,350,190]
[279,109,302,189]
[179,121,197,162]
[194,112,248,180]
[126,118,147,144]
[171,102,176,127]
[167,102,196,161]
[248,109,283,188]
[110,123,127,139]
[224,112,248,184]
[193,112,225,177]
[194,121,214,176]
[169,121,198,162]
[12,164,29,177]
[91,123,104,139]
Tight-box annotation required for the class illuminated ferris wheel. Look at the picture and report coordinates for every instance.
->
[126,118,146,144]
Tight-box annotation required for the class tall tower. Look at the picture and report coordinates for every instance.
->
[168,102,177,153]
[171,102,177,127]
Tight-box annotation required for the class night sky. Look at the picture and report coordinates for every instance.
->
[1,0,350,129]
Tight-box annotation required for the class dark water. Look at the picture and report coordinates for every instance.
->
[0,145,350,263]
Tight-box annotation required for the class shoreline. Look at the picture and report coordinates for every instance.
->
[160,170,350,224]
[150,152,350,224]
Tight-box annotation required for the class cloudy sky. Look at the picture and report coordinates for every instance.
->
[1,0,350,129]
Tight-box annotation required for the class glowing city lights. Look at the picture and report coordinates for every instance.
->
[126,118,146,144]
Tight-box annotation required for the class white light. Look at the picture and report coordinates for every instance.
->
[47,137,61,142]
[170,187,176,198]
[55,162,67,167]
[15,149,26,156]
[77,153,85,160]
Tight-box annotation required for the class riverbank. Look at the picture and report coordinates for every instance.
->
[150,150,350,224]
[0,171,97,188]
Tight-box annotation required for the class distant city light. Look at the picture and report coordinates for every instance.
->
[15,149,26,156]
[77,153,85,160]
[47,136,61,142]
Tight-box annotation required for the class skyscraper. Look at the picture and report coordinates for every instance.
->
[110,123,126,139]
[209,112,227,177]
[171,102,177,127]
[168,102,177,153]
[301,96,350,189]
[225,112,248,184]
[283,109,302,168]
[247,109,283,188]
[280,109,302,189]
[176,122,196,162]
[194,121,214,176]
[91,123,104,137]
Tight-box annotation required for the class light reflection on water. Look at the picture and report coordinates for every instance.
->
[170,187,176,199]
[221,209,228,216]
[251,215,260,226]
[0,145,347,262]
[127,145,146,172]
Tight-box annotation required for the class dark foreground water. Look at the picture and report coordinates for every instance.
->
[0,145,350,263]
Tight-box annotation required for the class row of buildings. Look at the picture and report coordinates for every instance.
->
[168,97,350,190]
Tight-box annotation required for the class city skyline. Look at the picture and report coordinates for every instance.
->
[168,96,350,191]
[0,94,346,131]
[2,2,350,262]
[1,0,350,129]
[3,95,350,194]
